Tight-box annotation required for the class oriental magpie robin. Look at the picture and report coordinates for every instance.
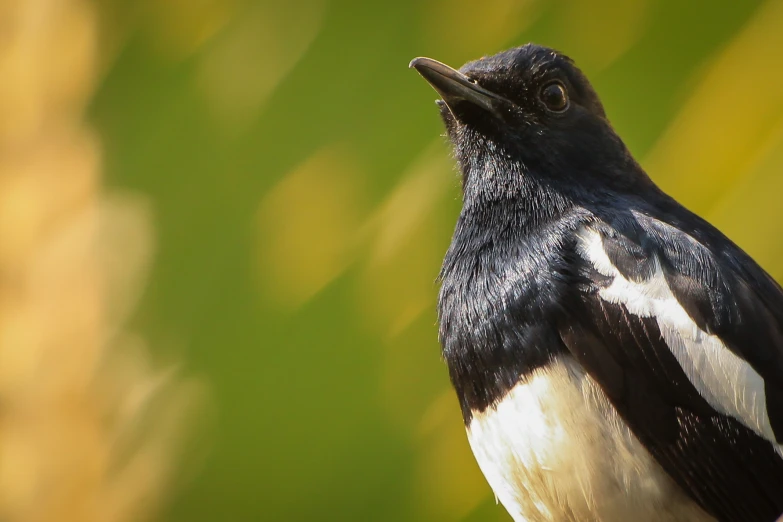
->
[411,44,783,522]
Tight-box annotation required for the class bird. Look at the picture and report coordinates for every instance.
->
[410,44,783,522]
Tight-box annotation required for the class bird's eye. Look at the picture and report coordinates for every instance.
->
[540,82,569,112]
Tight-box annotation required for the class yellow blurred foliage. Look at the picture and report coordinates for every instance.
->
[197,0,326,131]
[645,0,783,214]
[146,0,238,57]
[550,0,651,70]
[419,0,541,59]
[0,132,98,271]
[0,1,200,521]
[257,144,367,308]
[357,142,454,337]
[709,120,783,279]
[364,145,495,519]
[0,0,96,144]
[414,390,491,520]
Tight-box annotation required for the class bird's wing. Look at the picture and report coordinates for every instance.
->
[560,214,783,521]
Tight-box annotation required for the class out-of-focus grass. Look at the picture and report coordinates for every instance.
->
[0,0,767,521]
[0,1,200,522]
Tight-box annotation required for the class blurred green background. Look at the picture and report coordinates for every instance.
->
[88,0,783,521]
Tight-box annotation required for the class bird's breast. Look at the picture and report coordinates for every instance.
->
[466,355,714,522]
[438,229,574,419]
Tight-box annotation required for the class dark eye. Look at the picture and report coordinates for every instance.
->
[540,82,569,112]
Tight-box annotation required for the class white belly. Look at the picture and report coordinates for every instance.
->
[466,356,715,522]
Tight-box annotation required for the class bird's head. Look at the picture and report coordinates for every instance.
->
[411,44,642,205]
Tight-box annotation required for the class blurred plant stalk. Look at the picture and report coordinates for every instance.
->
[0,1,198,521]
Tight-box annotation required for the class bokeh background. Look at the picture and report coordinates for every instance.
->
[2,0,783,521]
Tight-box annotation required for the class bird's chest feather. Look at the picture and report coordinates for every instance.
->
[438,229,572,419]
[467,356,714,522]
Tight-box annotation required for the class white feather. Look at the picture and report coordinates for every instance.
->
[467,356,713,522]
[575,226,782,455]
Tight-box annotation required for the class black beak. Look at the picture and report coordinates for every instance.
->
[409,57,507,119]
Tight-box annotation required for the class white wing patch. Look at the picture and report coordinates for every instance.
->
[576,226,782,455]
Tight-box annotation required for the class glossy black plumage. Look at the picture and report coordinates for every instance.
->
[412,44,783,521]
